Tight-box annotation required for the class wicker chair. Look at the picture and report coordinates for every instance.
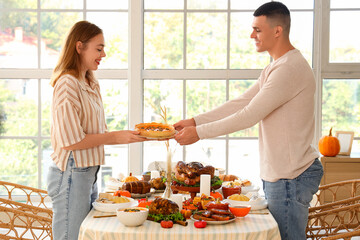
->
[0,181,53,240]
[306,179,360,240]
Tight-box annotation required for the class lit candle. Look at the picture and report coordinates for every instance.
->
[151,170,160,179]
[200,174,211,196]
[170,194,183,209]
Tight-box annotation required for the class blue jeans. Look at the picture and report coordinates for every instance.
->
[263,158,323,240]
[47,153,100,240]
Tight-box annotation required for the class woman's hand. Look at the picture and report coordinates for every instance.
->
[112,130,148,144]
[173,118,196,131]
[174,126,200,145]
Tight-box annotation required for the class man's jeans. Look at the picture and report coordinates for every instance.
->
[47,153,99,240]
[263,158,323,240]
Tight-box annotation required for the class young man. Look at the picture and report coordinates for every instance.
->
[174,2,323,239]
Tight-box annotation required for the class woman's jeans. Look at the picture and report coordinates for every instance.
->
[263,158,323,240]
[47,153,100,240]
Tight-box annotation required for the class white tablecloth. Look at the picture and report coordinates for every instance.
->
[78,209,281,240]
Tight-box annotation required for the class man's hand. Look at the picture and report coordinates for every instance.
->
[174,126,200,145]
[173,118,196,131]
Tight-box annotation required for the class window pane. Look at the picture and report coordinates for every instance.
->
[0,12,37,68]
[87,0,128,9]
[145,0,183,10]
[143,140,182,176]
[229,80,258,137]
[330,11,360,63]
[144,80,183,124]
[187,13,227,69]
[41,79,52,136]
[42,139,52,189]
[186,140,226,170]
[0,139,38,186]
[231,0,268,10]
[352,140,360,153]
[41,12,82,69]
[290,12,313,66]
[0,0,36,8]
[101,145,128,190]
[41,0,83,9]
[188,0,227,9]
[322,79,360,137]
[230,12,270,69]
[229,139,261,189]
[100,79,128,131]
[0,79,38,136]
[331,0,360,8]
[278,0,313,9]
[144,13,183,69]
[87,13,128,69]
[186,80,226,119]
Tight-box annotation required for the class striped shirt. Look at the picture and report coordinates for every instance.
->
[50,74,107,171]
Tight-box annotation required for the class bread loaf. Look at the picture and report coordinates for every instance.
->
[219,174,238,182]
[122,181,151,194]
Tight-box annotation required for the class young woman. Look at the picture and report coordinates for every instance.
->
[47,21,146,240]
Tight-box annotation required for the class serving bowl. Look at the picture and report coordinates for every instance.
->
[229,205,251,217]
[221,185,241,199]
[226,197,267,210]
[116,207,149,227]
[92,197,136,213]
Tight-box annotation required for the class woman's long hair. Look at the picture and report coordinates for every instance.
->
[50,21,103,87]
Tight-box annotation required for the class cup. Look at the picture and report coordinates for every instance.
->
[150,170,160,179]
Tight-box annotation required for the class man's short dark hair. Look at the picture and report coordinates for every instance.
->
[253,1,291,35]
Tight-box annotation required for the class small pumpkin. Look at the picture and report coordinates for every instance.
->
[137,197,152,208]
[114,189,131,198]
[180,209,192,219]
[122,173,139,182]
[318,127,340,157]
[210,191,223,200]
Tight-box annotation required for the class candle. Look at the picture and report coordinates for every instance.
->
[150,170,160,179]
[200,174,211,196]
[170,194,183,209]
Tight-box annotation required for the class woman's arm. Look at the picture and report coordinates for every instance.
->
[62,130,146,150]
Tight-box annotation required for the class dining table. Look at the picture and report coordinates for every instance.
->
[78,207,281,240]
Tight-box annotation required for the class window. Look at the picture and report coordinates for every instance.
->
[0,0,359,192]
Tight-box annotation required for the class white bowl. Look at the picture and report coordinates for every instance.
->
[241,185,260,194]
[92,197,136,213]
[226,197,268,210]
[116,207,149,227]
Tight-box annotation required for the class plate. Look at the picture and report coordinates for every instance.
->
[190,215,236,225]
[130,188,155,198]
[140,135,175,140]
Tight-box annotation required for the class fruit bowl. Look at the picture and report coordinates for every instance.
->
[116,207,149,227]
[229,205,251,217]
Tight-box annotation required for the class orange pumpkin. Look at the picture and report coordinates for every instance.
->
[318,127,340,157]
[210,191,223,200]
[114,190,131,198]
[137,197,152,208]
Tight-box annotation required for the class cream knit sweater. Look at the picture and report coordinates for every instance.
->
[194,49,319,182]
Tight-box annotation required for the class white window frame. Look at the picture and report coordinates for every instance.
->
[1,0,360,189]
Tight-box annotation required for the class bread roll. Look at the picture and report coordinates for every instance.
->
[219,174,238,182]
[122,181,151,194]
